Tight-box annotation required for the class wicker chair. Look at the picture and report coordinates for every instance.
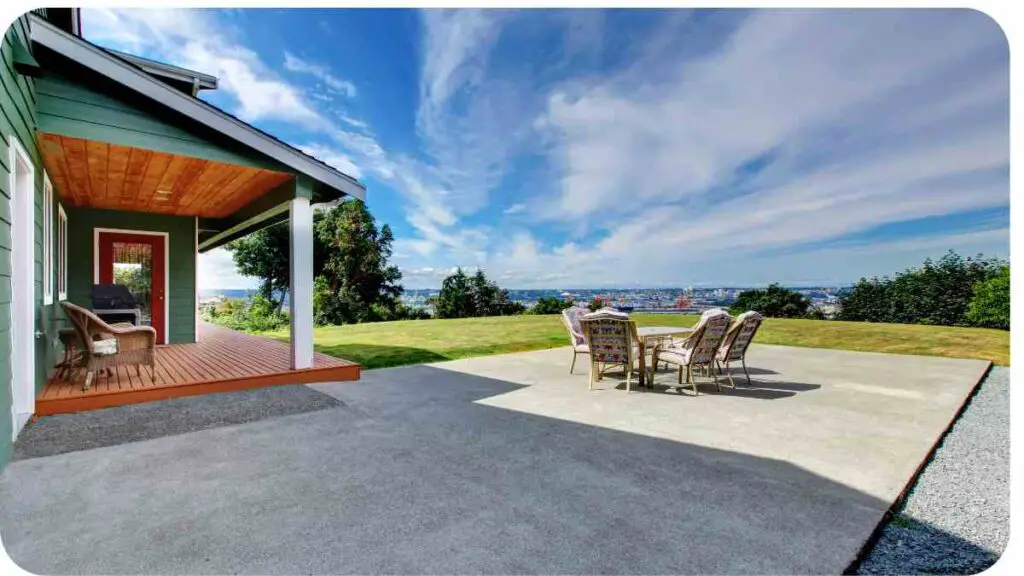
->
[561,306,591,374]
[60,301,157,390]
[580,310,641,392]
[651,309,731,395]
[715,311,764,387]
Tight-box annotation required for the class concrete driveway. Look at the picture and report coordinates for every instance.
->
[0,345,989,574]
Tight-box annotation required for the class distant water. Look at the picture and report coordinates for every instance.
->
[199,289,258,300]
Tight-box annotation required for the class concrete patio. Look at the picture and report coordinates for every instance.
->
[0,344,989,574]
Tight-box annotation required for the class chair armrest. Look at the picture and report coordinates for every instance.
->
[111,326,157,350]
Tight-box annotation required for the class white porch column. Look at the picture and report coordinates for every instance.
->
[289,195,314,369]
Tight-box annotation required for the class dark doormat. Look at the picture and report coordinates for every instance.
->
[14,385,344,460]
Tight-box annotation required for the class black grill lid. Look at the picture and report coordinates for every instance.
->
[90,284,137,309]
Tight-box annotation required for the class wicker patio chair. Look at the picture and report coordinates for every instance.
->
[715,311,764,387]
[651,309,731,395]
[580,310,642,392]
[60,301,157,390]
[561,306,591,374]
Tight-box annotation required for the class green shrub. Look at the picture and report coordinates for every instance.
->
[202,295,288,333]
[838,251,1005,326]
[529,297,573,315]
[965,265,1009,330]
[729,284,810,318]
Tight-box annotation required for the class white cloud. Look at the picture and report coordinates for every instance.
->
[198,248,258,290]
[83,9,323,128]
[297,144,363,179]
[83,9,1010,289]
[283,52,358,98]
[467,9,1009,287]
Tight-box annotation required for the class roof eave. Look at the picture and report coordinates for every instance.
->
[105,48,219,91]
[29,14,366,202]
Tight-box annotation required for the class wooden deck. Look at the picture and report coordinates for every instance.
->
[38,322,360,415]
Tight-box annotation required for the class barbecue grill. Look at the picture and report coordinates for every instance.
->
[90,284,142,326]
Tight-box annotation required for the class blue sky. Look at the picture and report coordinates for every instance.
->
[81,8,1009,289]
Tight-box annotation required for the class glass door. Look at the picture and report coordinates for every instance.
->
[97,231,167,343]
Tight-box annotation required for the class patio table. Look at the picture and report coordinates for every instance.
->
[636,326,694,387]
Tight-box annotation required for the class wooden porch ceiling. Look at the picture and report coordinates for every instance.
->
[38,133,294,218]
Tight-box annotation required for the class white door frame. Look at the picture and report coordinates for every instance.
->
[93,227,170,344]
[8,136,36,439]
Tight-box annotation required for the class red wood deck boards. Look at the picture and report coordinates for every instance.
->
[37,322,359,415]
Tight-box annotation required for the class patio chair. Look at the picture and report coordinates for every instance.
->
[715,311,764,387]
[561,306,591,374]
[651,309,731,395]
[580,310,642,392]
[60,301,157,390]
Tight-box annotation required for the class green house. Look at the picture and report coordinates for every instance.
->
[1,9,365,468]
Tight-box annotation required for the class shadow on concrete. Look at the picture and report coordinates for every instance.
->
[600,368,820,400]
[13,385,344,460]
[0,364,995,575]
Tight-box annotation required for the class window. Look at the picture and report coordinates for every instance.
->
[57,204,67,301]
[43,175,53,304]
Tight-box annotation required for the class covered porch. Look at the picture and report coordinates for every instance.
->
[38,323,359,415]
[28,16,367,415]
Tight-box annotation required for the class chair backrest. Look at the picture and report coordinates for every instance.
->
[561,306,589,346]
[680,309,731,366]
[581,315,638,365]
[718,311,764,362]
[61,300,115,353]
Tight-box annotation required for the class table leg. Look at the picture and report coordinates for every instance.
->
[638,341,647,388]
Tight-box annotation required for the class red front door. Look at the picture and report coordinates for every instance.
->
[98,231,167,344]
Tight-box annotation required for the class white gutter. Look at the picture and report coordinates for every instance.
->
[30,14,366,201]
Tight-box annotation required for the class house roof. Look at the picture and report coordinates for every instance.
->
[104,48,219,95]
[28,14,366,202]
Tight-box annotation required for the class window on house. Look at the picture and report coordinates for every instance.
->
[43,175,53,304]
[57,204,67,301]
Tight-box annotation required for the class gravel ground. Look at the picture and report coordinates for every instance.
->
[857,366,1009,574]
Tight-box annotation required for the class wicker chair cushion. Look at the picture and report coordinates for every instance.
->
[92,338,119,356]
[562,306,589,345]
[660,310,731,367]
[584,317,637,363]
[717,311,763,362]
[584,307,629,320]
[658,346,692,366]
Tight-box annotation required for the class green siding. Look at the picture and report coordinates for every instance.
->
[1,14,51,470]
[35,73,289,171]
[64,207,197,345]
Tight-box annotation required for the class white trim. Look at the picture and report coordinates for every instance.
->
[197,202,290,252]
[57,203,67,301]
[289,197,314,370]
[30,15,366,202]
[42,173,53,305]
[8,135,36,439]
[106,48,219,91]
[195,217,200,343]
[93,227,170,345]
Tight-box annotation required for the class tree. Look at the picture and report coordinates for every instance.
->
[432,268,525,318]
[838,251,1004,326]
[314,200,404,324]
[965,265,1009,330]
[530,296,573,315]
[228,201,404,325]
[226,218,316,312]
[729,284,810,318]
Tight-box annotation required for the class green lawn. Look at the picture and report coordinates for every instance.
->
[268,314,1008,370]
